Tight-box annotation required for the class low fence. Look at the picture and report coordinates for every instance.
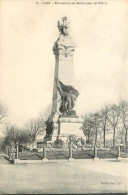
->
[5,143,126,164]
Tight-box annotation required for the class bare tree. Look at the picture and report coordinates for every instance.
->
[0,102,7,124]
[82,112,101,146]
[3,124,20,145]
[99,105,109,147]
[18,129,30,145]
[107,104,120,148]
[24,118,43,144]
[39,104,51,134]
[117,128,125,144]
[25,105,51,145]
[92,112,101,146]
[82,113,95,145]
[119,99,128,147]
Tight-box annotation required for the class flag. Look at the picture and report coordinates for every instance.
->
[58,80,79,98]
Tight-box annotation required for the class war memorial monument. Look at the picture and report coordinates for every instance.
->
[44,17,84,143]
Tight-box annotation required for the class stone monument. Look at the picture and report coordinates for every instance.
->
[44,17,84,142]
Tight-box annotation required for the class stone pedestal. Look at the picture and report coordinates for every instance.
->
[42,145,48,162]
[14,159,21,164]
[44,17,85,143]
[117,157,122,161]
[52,117,84,142]
[117,145,122,161]
[93,157,99,161]
[52,34,76,116]
[68,142,74,161]
[42,158,48,163]
[93,146,99,161]
[68,158,74,162]
[44,116,85,142]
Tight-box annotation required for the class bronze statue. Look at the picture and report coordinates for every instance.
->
[57,17,69,36]
[62,92,72,115]
[56,79,79,116]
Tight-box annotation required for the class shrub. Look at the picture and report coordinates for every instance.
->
[54,139,65,148]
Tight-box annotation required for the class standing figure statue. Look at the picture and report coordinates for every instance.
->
[57,17,69,36]
[62,92,72,115]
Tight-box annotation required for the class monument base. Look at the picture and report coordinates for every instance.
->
[117,157,122,161]
[44,116,85,143]
[68,158,74,162]
[14,159,21,164]
[93,157,99,161]
[42,158,48,163]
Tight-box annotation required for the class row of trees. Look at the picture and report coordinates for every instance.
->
[0,102,8,151]
[0,103,51,150]
[0,99,128,150]
[82,100,128,148]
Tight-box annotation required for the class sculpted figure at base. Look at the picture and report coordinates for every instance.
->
[56,79,79,116]
[61,92,72,115]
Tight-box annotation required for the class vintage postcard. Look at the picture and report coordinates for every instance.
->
[0,0,128,194]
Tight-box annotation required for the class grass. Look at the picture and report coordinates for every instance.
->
[18,148,128,160]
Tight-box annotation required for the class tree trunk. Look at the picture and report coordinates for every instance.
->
[99,132,102,147]
[113,129,116,149]
[103,128,105,147]
[125,128,128,147]
[29,142,33,150]
[27,142,29,148]
[121,133,123,144]
[95,131,97,146]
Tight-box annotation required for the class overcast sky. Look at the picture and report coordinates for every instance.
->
[0,0,128,131]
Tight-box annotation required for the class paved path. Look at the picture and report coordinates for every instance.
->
[0,154,10,164]
[0,159,127,194]
[63,159,128,178]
